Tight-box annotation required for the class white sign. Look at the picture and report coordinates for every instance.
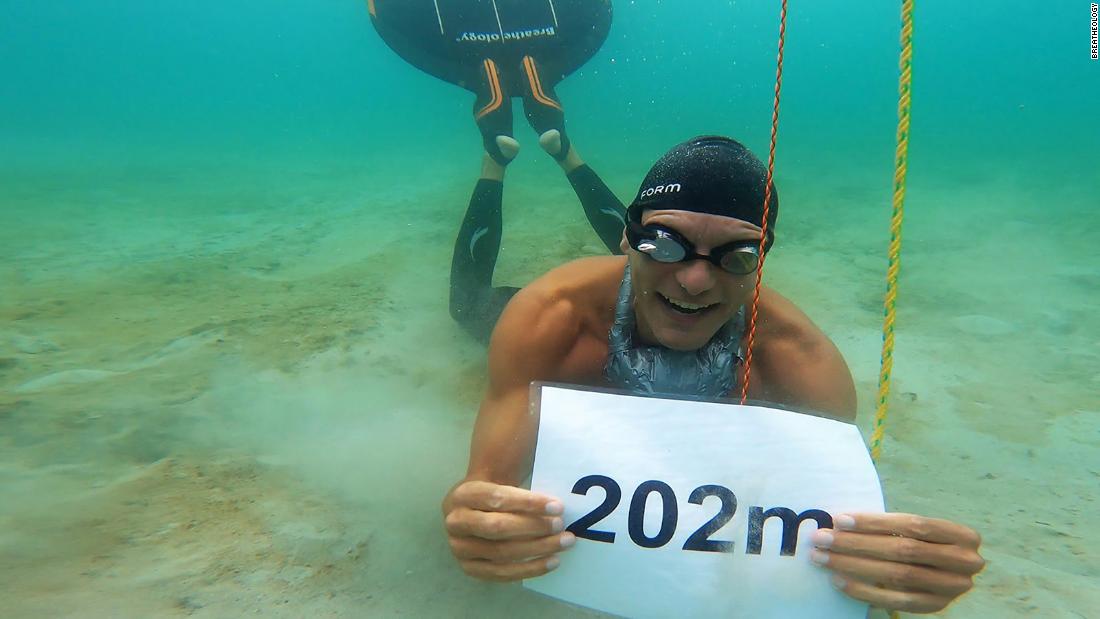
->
[524,384,885,619]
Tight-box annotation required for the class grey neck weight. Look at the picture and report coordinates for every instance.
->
[604,262,745,399]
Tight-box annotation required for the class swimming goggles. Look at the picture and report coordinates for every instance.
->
[625,203,761,275]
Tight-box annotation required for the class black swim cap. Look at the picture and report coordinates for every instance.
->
[630,136,779,251]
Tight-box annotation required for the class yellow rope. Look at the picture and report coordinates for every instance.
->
[870,0,913,464]
[871,1,913,618]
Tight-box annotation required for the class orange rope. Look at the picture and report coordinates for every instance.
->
[739,0,787,404]
[738,4,909,618]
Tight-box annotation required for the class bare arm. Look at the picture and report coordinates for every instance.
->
[467,286,582,483]
[442,286,582,580]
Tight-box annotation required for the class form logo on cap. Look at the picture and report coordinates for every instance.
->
[639,183,682,199]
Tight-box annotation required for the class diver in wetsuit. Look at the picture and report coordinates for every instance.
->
[368,0,626,343]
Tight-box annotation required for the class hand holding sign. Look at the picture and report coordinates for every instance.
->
[443,480,577,581]
[810,512,985,614]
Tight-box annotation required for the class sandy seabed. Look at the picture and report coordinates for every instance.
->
[1,154,1097,618]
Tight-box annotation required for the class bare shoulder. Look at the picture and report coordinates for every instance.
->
[488,282,581,384]
[755,287,824,344]
[466,256,621,483]
[748,287,858,420]
[488,255,622,385]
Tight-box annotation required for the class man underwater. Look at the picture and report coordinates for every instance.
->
[442,136,985,615]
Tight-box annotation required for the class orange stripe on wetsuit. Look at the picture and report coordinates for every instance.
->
[475,59,504,120]
[522,55,562,111]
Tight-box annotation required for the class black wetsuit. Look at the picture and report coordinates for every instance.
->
[369,0,624,344]
[449,166,626,343]
[369,0,612,163]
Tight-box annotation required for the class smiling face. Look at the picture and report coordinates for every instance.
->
[623,209,765,351]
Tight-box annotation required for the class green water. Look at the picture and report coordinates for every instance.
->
[1,1,1097,617]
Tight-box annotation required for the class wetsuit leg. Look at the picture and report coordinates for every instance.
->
[517,54,571,161]
[449,178,520,343]
[518,54,625,254]
[566,164,627,255]
[471,58,517,166]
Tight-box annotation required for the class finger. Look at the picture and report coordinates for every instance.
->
[460,555,562,582]
[446,506,564,540]
[831,576,953,614]
[812,549,975,597]
[450,532,576,562]
[813,530,986,575]
[838,513,982,548]
[452,481,563,516]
